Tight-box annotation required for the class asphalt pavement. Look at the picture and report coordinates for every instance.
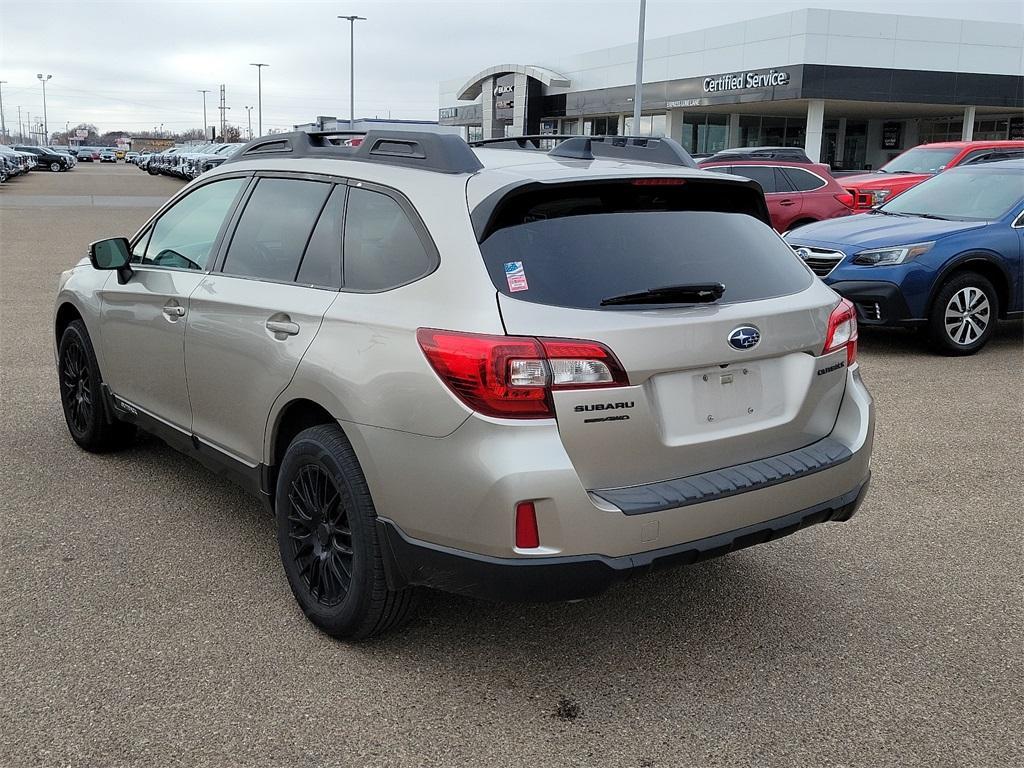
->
[1,163,1021,768]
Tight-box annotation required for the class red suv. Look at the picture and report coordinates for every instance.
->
[842,140,1024,210]
[699,159,855,232]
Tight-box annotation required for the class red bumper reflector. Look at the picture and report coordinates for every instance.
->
[515,501,540,549]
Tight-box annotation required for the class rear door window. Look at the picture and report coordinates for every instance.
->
[478,183,812,310]
[222,178,331,282]
[296,185,345,289]
[728,165,777,193]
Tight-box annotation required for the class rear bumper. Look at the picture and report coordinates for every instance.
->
[379,476,870,602]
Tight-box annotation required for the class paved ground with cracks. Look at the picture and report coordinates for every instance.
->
[1,164,1022,768]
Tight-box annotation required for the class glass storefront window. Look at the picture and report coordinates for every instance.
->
[467,126,483,142]
[623,114,667,137]
[974,118,1010,140]
[680,113,727,153]
[920,118,964,143]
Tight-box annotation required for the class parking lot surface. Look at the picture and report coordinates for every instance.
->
[1,165,1021,768]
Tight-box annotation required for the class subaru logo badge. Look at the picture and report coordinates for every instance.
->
[728,326,761,350]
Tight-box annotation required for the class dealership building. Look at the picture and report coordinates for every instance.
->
[438,8,1023,169]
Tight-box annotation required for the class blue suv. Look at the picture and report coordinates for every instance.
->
[786,160,1023,355]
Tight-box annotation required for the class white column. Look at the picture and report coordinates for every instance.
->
[804,99,825,163]
[666,108,684,142]
[480,77,499,139]
[835,118,847,165]
[617,113,627,135]
[511,72,529,136]
[961,106,976,141]
[728,113,741,148]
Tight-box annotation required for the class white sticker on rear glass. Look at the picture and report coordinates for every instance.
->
[504,261,529,292]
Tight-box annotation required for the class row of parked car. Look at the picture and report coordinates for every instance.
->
[694,139,1024,234]
[0,144,81,181]
[133,142,244,180]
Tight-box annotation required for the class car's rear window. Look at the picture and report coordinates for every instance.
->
[479,185,812,309]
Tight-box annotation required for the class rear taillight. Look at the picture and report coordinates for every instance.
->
[416,329,629,419]
[823,299,858,366]
[846,189,874,210]
[834,191,855,209]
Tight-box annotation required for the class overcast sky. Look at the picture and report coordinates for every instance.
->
[1,0,1020,137]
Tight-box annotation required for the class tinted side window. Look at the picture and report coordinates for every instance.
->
[728,165,777,193]
[144,177,245,270]
[773,168,797,193]
[296,186,345,289]
[222,178,331,282]
[343,187,435,291]
[780,167,826,192]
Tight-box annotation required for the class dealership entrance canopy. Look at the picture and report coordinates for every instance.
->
[438,8,1023,170]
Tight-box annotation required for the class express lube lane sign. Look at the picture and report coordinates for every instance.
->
[703,69,791,93]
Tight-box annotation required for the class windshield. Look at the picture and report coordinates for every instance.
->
[879,147,959,175]
[881,167,1024,221]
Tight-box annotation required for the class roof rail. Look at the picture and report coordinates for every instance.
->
[470,133,696,168]
[469,134,582,150]
[221,130,483,174]
[548,135,697,167]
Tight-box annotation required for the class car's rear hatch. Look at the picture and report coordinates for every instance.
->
[475,176,847,490]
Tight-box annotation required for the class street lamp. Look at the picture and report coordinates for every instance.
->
[37,74,52,143]
[249,63,268,137]
[0,81,7,140]
[198,89,210,139]
[244,106,253,139]
[337,15,366,129]
[632,0,646,134]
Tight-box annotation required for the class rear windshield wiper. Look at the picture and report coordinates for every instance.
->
[600,283,725,307]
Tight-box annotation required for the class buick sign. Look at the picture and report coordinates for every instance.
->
[728,326,761,350]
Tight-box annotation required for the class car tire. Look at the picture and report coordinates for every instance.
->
[50,161,62,172]
[58,320,136,452]
[927,271,999,356]
[275,424,417,640]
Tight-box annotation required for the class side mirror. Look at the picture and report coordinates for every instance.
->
[89,237,133,284]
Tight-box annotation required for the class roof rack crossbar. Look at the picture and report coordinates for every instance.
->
[221,130,483,174]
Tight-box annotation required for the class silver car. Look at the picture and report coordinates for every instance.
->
[53,131,874,639]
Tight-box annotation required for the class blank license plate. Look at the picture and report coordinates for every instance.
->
[693,365,763,423]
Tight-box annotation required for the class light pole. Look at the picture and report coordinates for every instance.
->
[37,74,52,144]
[198,89,210,139]
[632,0,646,135]
[244,106,253,139]
[249,63,268,137]
[0,81,7,141]
[337,15,366,129]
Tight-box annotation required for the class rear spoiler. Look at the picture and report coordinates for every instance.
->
[471,175,773,242]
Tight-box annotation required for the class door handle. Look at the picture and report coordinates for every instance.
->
[162,303,186,319]
[266,319,300,336]
[778,199,796,207]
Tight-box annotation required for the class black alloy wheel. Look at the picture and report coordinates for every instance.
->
[57,320,135,452]
[287,463,354,607]
[60,337,94,437]
[275,424,416,639]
